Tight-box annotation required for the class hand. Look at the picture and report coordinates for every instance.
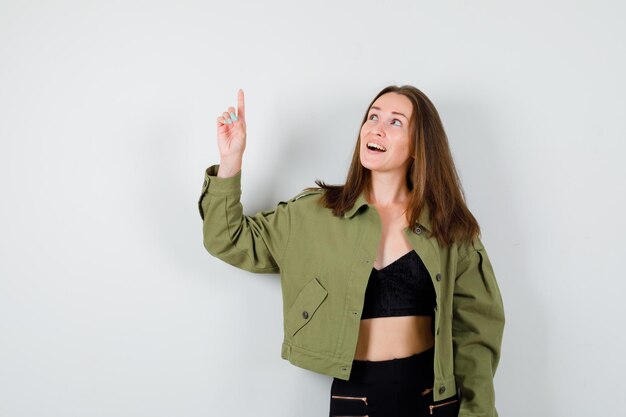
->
[216,88,246,160]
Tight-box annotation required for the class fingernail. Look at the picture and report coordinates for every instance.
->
[225,118,232,124]
[230,112,238,121]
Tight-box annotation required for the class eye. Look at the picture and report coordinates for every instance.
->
[368,113,402,127]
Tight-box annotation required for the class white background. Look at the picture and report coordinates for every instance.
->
[1,1,624,416]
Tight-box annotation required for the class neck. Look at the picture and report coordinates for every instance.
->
[366,170,410,208]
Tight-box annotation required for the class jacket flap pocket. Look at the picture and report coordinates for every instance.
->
[285,277,328,337]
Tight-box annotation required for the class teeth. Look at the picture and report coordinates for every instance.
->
[367,142,386,152]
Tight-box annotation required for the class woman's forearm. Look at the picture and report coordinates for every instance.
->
[217,155,243,178]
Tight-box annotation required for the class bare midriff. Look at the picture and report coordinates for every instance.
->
[353,315,434,361]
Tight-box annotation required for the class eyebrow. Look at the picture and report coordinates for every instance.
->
[369,106,408,120]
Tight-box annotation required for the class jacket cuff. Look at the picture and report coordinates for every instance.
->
[204,164,242,196]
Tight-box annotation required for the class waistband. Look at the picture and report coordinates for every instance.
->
[346,347,435,385]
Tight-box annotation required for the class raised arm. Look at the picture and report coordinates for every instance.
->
[198,89,291,274]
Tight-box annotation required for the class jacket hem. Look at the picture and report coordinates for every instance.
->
[433,374,458,401]
[281,341,353,380]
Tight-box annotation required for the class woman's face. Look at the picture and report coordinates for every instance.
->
[359,92,414,174]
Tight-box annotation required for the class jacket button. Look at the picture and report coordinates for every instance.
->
[436,273,442,281]
[413,225,422,234]
[439,386,446,394]
[302,311,309,319]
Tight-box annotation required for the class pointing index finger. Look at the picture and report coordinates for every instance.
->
[237,89,245,120]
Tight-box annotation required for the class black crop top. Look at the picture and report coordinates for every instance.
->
[360,250,436,320]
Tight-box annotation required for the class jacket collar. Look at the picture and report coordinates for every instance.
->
[343,189,432,231]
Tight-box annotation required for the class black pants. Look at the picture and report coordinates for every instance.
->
[328,347,460,417]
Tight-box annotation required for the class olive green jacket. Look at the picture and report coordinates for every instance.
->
[198,163,505,417]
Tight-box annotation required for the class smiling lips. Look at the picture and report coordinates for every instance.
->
[366,142,387,152]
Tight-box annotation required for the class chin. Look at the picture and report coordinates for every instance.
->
[359,155,371,170]
[360,154,381,171]
[360,161,379,172]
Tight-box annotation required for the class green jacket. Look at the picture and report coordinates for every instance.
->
[198,163,505,417]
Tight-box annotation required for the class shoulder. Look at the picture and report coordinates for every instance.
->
[279,188,326,218]
[287,187,325,202]
[456,235,485,262]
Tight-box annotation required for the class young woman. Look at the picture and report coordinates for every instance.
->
[199,85,505,417]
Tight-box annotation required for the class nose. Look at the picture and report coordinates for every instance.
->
[371,124,385,137]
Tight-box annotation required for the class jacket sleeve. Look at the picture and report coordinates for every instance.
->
[452,236,505,417]
[197,163,291,274]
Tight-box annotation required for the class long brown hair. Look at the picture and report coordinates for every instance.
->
[304,84,480,248]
